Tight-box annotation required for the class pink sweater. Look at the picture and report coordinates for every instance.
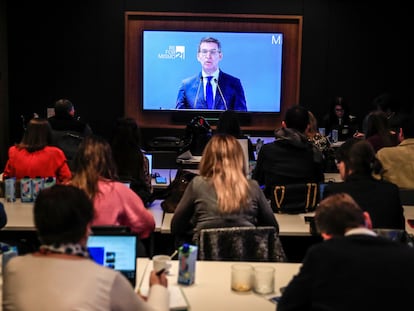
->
[92,180,155,239]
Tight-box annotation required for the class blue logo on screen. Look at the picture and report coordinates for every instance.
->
[158,45,185,60]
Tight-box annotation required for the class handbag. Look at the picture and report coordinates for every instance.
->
[160,169,198,213]
[271,183,320,214]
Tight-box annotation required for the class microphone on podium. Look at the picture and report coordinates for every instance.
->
[193,76,203,109]
[214,78,228,110]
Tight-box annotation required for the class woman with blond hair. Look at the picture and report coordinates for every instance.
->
[171,134,278,244]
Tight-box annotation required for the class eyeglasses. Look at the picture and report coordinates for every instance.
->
[335,108,344,112]
[199,49,220,56]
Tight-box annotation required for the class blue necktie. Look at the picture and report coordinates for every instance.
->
[206,76,213,109]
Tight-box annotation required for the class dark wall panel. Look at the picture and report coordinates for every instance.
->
[4,0,410,148]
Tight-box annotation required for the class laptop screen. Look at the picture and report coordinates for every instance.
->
[145,153,153,175]
[237,139,250,176]
[87,234,137,287]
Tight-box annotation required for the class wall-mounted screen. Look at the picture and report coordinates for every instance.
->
[142,31,283,113]
[125,12,302,131]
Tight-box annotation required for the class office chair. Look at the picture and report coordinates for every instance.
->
[197,226,287,262]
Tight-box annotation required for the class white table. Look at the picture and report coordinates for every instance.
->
[2,199,165,233]
[2,200,35,230]
[137,258,301,311]
[161,211,314,236]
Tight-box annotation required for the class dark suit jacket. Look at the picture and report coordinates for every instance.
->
[278,234,414,311]
[175,71,247,111]
[323,174,405,230]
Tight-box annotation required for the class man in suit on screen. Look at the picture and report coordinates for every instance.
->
[175,37,247,111]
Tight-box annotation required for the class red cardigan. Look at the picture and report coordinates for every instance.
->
[2,146,72,183]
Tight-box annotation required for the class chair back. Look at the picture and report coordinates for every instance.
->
[197,226,287,262]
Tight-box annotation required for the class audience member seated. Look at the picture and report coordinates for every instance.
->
[2,184,168,311]
[306,110,333,172]
[323,138,405,230]
[364,110,398,152]
[48,98,93,171]
[110,117,152,206]
[362,92,407,134]
[2,117,72,183]
[70,135,155,240]
[322,96,357,141]
[216,110,255,161]
[252,105,324,201]
[171,134,279,247]
[278,193,414,311]
[377,113,414,188]
[306,111,330,154]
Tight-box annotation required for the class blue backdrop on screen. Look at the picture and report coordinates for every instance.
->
[143,31,283,112]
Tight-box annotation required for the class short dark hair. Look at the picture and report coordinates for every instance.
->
[216,110,242,137]
[284,105,310,133]
[54,98,74,117]
[198,37,221,52]
[315,193,365,236]
[34,184,94,244]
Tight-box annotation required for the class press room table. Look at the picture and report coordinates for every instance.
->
[6,198,414,237]
[161,209,316,236]
[137,258,302,311]
[1,199,165,232]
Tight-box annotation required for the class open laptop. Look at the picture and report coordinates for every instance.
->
[144,153,153,176]
[87,233,138,287]
[237,138,250,176]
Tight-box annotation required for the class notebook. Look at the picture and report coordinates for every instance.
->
[87,233,138,287]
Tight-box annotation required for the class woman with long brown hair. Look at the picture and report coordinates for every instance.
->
[70,135,155,240]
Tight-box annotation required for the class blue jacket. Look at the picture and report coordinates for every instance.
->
[175,71,247,111]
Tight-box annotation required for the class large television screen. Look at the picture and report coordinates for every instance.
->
[142,31,283,113]
[125,12,302,130]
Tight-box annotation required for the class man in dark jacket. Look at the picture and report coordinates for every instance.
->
[278,193,414,311]
[252,105,324,200]
[48,98,92,170]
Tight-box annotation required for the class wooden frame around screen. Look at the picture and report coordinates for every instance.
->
[125,12,302,131]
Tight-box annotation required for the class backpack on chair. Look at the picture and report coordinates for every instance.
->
[181,116,212,156]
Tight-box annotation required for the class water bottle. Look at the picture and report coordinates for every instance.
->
[5,177,16,202]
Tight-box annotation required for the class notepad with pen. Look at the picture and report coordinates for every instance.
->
[139,262,190,311]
